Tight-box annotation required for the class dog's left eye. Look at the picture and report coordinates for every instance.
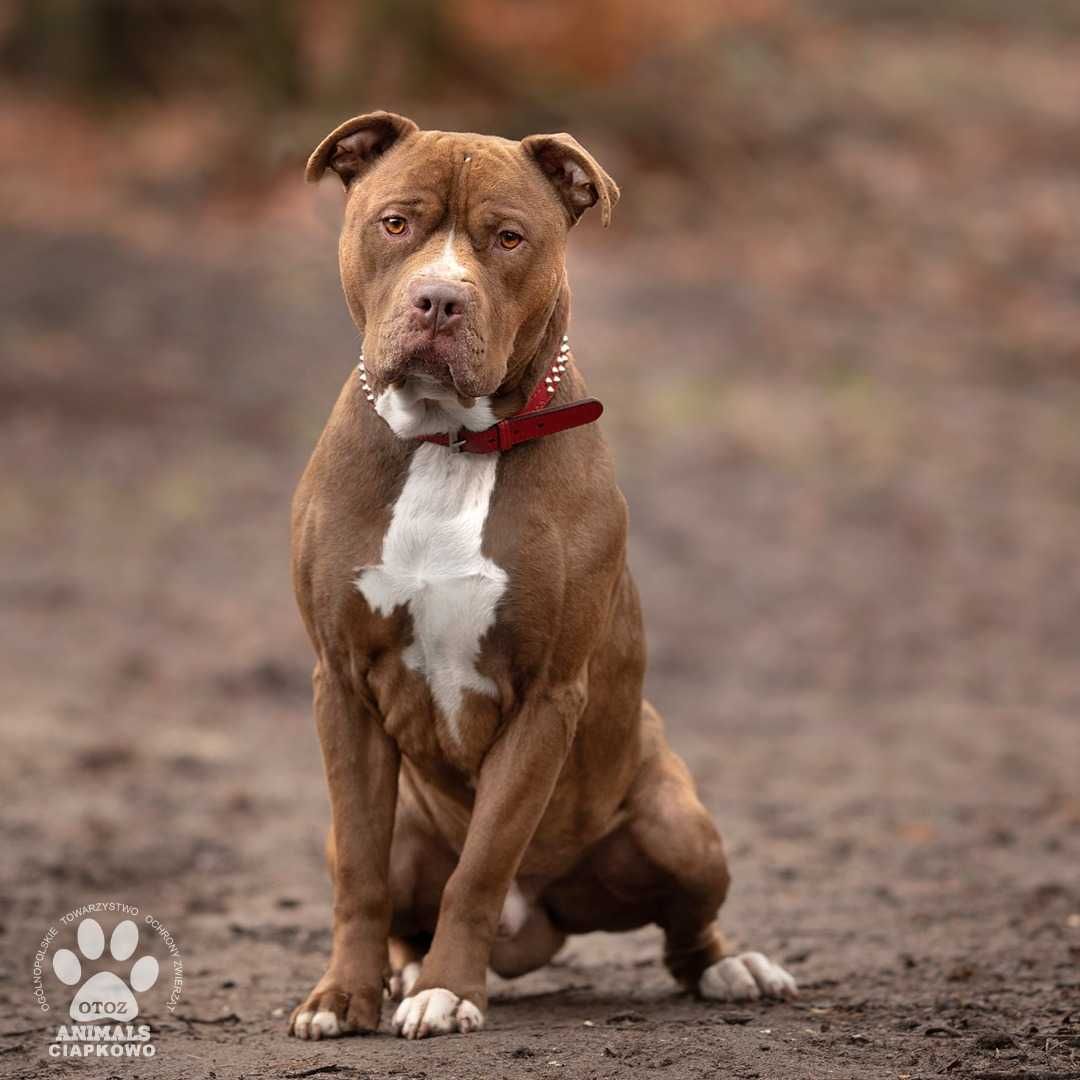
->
[382,216,407,235]
[498,230,523,250]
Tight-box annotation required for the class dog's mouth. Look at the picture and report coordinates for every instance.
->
[398,342,455,380]
[394,373,479,410]
[383,346,496,402]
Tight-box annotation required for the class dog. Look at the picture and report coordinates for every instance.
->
[289,111,797,1041]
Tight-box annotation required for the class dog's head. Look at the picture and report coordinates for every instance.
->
[308,111,618,435]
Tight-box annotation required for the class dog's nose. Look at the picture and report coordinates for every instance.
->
[409,279,469,335]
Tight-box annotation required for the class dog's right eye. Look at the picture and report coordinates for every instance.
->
[382,216,407,236]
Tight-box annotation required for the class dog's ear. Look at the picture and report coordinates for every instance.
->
[306,111,419,187]
[521,133,619,227]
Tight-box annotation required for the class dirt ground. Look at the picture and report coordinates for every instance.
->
[3,18,1080,1080]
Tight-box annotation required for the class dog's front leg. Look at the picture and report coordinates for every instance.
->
[392,683,582,1039]
[290,662,399,1040]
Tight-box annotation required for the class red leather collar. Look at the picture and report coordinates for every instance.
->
[418,397,603,454]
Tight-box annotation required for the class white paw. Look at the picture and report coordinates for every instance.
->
[292,1009,346,1039]
[497,882,529,940]
[392,987,484,1039]
[699,952,798,1002]
[386,961,422,1001]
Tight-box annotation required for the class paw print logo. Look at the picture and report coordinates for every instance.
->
[52,918,159,1023]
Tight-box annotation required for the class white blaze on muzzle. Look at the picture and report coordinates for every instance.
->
[415,228,469,283]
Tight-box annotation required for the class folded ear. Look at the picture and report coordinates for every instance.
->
[521,133,620,227]
[306,111,419,187]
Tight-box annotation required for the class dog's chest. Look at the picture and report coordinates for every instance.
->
[356,444,508,745]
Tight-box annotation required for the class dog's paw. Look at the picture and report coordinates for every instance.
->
[289,983,378,1039]
[699,952,798,1002]
[291,1007,345,1040]
[386,961,422,1001]
[497,881,529,940]
[392,988,484,1039]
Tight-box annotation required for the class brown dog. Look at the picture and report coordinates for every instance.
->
[289,111,796,1041]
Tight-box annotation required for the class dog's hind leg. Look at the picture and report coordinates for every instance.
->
[631,701,798,1001]
[545,701,797,1002]
[617,701,730,989]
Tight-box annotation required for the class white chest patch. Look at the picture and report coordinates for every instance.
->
[356,443,507,744]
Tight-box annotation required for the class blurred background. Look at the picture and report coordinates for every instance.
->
[2,2,1078,1077]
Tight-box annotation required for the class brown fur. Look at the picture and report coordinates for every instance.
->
[289,113,735,1037]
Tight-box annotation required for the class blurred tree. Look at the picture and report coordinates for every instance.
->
[0,0,303,104]
[0,0,779,107]
[0,0,805,191]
